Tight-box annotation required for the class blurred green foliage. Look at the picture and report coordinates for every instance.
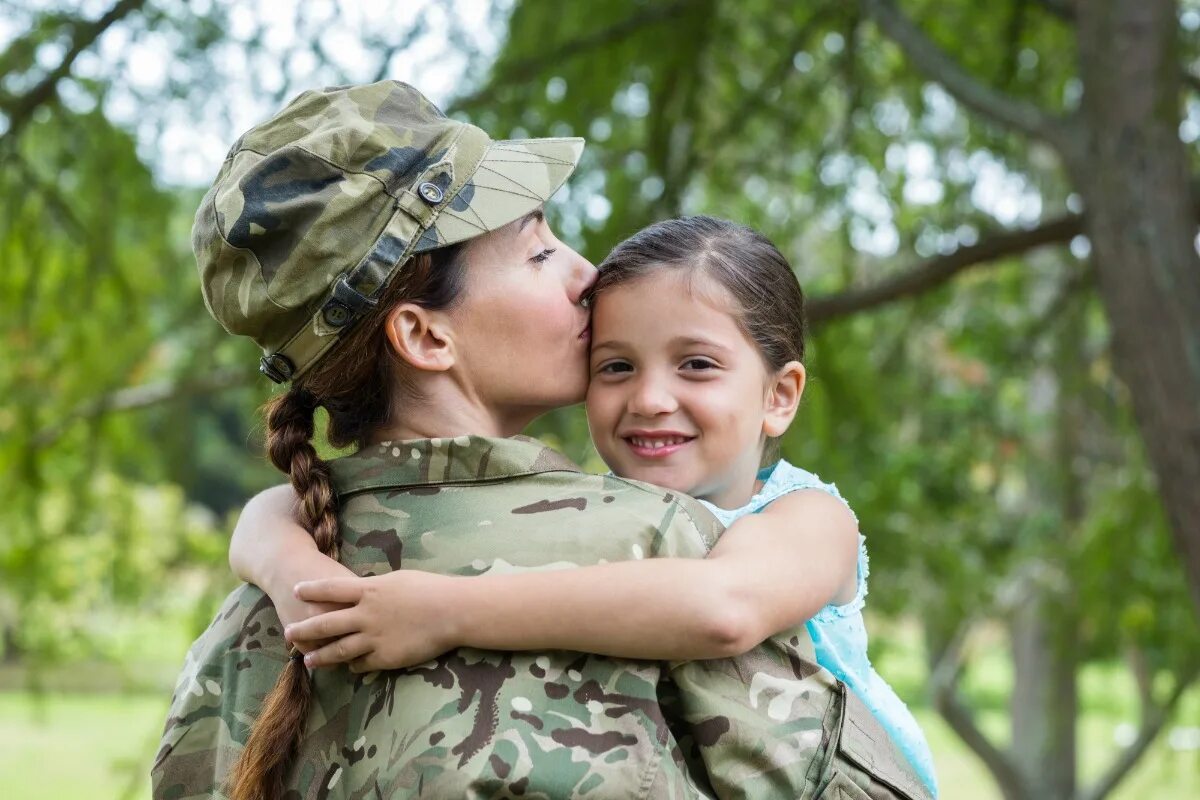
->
[1,1,1198,796]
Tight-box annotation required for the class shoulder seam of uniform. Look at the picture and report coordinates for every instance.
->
[335,467,584,500]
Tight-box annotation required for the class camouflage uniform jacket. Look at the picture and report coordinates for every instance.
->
[153,435,929,800]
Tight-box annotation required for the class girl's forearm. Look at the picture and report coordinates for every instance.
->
[440,502,851,662]
[229,484,318,591]
[444,558,765,660]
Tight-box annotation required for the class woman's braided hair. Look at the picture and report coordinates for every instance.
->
[228,243,467,800]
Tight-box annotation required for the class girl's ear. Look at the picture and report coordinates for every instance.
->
[763,361,806,438]
[384,303,456,372]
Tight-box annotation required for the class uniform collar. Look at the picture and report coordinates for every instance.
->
[330,435,582,498]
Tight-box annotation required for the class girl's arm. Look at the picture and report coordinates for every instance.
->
[289,489,859,669]
[230,485,355,640]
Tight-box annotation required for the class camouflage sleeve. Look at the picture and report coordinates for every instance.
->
[647,491,722,557]
[647,496,833,796]
[152,585,290,800]
[654,496,930,800]
[667,633,839,798]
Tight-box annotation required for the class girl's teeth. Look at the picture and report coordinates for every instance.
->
[631,436,686,448]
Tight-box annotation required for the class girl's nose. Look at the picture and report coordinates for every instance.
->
[628,375,678,417]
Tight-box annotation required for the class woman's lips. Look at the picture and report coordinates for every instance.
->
[623,433,695,459]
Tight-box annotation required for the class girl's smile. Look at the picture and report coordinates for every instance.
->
[620,429,697,459]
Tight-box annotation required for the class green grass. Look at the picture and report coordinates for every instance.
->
[3,690,1197,799]
[0,691,168,800]
[2,644,1197,800]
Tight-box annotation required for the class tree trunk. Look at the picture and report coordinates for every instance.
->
[1009,298,1094,800]
[1,623,23,664]
[1010,593,1078,800]
[1067,0,1200,616]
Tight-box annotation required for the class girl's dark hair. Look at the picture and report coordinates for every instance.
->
[227,243,467,800]
[592,215,806,461]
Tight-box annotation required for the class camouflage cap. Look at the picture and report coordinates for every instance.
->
[193,80,584,382]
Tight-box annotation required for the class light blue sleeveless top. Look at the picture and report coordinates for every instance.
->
[698,460,939,796]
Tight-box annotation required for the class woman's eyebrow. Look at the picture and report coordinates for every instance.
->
[517,206,545,232]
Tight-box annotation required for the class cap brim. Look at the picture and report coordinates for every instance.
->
[414,137,584,252]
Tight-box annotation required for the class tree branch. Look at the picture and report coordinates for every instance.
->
[862,0,1068,147]
[1184,69,1200,97]
[1007,264,1092,361]
[701,3,841,153]
[808,176,1200,325]
[1126,645,1155,715]
[998,0,1030,88]
[0,0,147,145]
[9,153,88,240]
[368,8,433,84]
[807,213,1083,324]
[1033,0,1073,20]
[929,625,1030,800]
[1079,660,1200,800]
[1035,0,1200,96]
[447,0,693,113]
[33,365,254,448]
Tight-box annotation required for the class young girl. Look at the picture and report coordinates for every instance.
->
[232,215,938,794]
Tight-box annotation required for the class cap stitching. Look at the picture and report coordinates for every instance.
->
[445,190,491,232]
[435,207,488,234]
[473,164,549,200]
[457,179,545,202]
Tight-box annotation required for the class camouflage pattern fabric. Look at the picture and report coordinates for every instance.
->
[153,436,930,799]
[193,81,583,382]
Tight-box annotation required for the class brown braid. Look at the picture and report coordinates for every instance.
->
[227,245,468,800]
[264,388,340,561]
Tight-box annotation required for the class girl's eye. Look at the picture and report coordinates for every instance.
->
[682,358,717,371]
[596,361,632,375]
[530,248,557,264]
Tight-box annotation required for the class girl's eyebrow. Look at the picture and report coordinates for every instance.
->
[671,336,733,353]
[590,339,628,355]
[591,337,732,356]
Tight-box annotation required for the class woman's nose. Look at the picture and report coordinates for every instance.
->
[568,248,598,304]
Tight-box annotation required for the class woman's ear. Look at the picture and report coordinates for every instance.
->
[384,303,456,372]
[763,361,806,438]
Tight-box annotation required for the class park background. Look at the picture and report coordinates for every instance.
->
[2,0,1199,798]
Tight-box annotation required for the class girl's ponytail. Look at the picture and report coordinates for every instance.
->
[227,387,339,800]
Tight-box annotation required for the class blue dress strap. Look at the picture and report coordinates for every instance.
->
[752,462,869,619]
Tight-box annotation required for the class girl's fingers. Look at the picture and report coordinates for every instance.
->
[285,607,361,644]
[294,577,365,604]
[303,633,373,669]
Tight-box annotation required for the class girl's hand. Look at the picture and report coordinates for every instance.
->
[286,570,461,672]
[266,547,356,653]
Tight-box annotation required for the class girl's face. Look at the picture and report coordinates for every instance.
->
[585,269,797,509]
[452,209,597,419]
